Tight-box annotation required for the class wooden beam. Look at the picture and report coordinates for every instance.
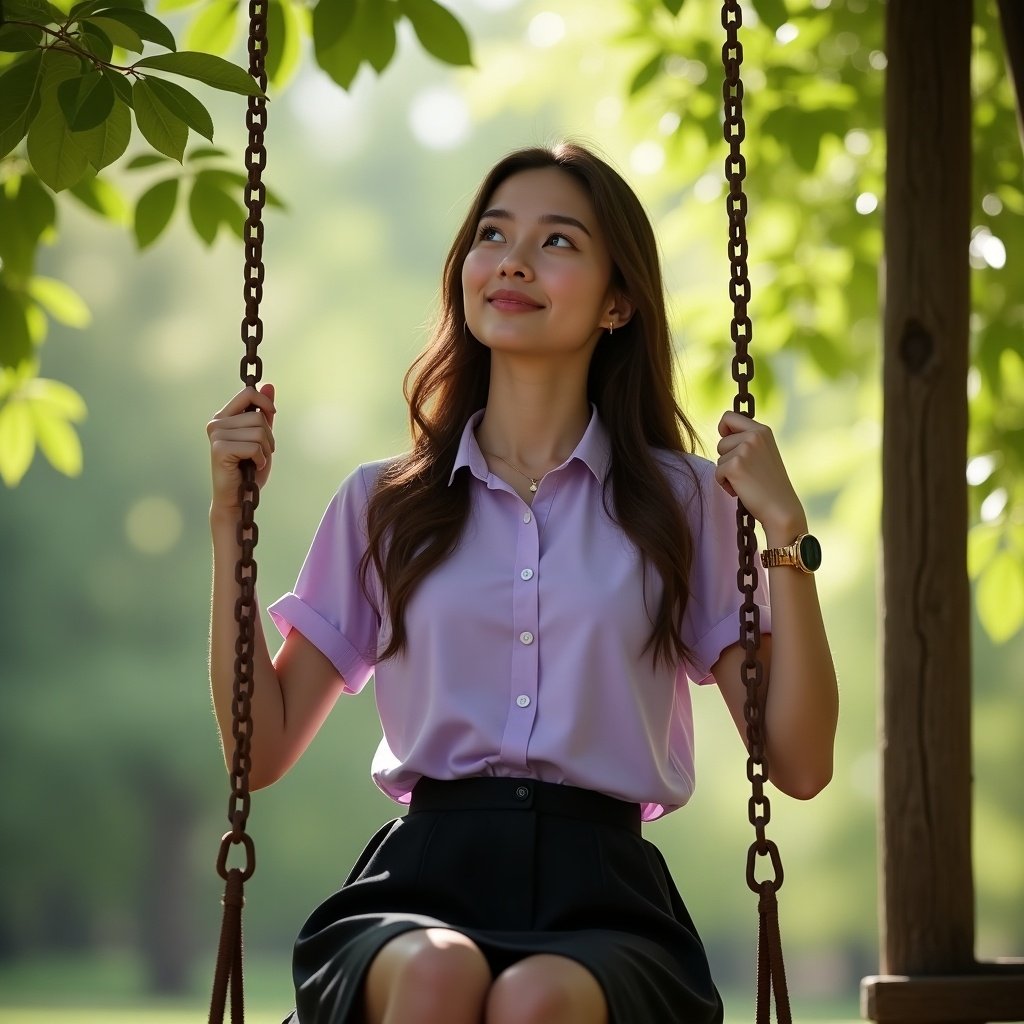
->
[876,0,974,982]
[861,968,1024,1023]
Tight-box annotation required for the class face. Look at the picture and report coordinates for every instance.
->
[461,167,625,359]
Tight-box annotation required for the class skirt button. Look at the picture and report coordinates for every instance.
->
[514,785,530,801]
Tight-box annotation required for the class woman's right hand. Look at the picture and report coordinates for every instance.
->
[207,382,277,511]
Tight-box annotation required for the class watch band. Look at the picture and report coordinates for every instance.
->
[759,533,822,573]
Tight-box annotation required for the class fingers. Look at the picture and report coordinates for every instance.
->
[211,383,276,423]
[208,384,277,502]
[718,409,754,437]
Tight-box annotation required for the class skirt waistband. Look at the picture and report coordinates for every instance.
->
[408,776,642,835]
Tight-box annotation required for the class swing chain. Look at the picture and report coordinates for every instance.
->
[722,5,792,1023]
[721,0,780,899]
[216,0,269,889]
[210,4,268,1023]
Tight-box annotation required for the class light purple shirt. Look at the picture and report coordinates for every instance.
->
[268,406,771,821]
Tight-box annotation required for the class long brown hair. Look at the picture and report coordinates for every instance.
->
[360,142,701,668]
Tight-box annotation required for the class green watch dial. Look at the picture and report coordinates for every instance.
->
[798,534,822,572]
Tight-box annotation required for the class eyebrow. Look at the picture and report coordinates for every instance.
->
[480,207,593,239]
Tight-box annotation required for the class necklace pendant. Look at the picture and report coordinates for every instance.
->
[529,481,538,492]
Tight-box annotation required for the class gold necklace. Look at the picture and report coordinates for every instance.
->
[483,450,541,492]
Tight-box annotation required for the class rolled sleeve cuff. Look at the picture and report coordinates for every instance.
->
[267,592,373,694]
[687,602,772,685]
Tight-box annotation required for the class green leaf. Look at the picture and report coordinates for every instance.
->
[0,22,43,50]
[14,171,56,239]
[184,0,238,56]
[132,78,187,161]
[133,175,178,248]
[660,0,685,14]
[82,14,143,52]
[69,0,113,17]
[0,174,55,276]
[58,70,115,131]
[398,0,472,67]
[266,0,303,90]
[26,377,87,420]
[25,53,91,191]
[82,13,145,51]
[90,7,177,51]
[188,171,244,245]
[101,66,133,106]
[751,0,788,33]
[976,548,1024,643]
[79,23,114,62]
[77,95,131,170]
[361,0,396,73]
[134,50,264,97]
[629,52,662,97]
[191,166,285,208]
[68,172,128,221]
[311,0,357,51]
[27,276,91,327]
[125,151,170,168]
[30,401,83,476]
[0,0,65,26]
[0,399,34,486]
[0,283,32,368]
[314,23,362,90]
[144,75,212,140]
[184,144,226,160]
[0,51,45,159]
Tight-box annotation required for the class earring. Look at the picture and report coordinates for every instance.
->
[607,322,615,335]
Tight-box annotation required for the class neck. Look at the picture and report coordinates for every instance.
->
[475,372,591,475]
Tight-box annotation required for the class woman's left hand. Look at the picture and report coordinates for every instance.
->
[715,411,806,541]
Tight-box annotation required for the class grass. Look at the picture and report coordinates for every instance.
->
[0,952,862,1024]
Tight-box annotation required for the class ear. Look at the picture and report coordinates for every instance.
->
[604,291,635,332]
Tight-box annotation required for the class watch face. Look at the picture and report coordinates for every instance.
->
[799,534,823,572]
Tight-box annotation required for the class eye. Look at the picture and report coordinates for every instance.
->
[545,233,575,249]
[477,223,505,243]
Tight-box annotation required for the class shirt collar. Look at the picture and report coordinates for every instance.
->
[448,404,611,486]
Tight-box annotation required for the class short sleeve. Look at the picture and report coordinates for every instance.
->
[267,464,381,694]
[679,458,771,684]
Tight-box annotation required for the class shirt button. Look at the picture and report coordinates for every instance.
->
[520,568,534,581]
[519,631,534,645]
[523,511,532,524]
[516,694,531,708]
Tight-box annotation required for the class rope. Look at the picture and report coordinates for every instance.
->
[721,3,792,1022]
[209,2,269,1021]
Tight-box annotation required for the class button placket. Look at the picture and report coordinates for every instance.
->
[499,501,541,767]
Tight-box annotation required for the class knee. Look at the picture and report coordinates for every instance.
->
[368,927,491,1021]
[486,958,607,1024]
[397,930,490,998]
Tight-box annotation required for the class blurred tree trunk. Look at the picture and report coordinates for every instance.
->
[138,777,197,995]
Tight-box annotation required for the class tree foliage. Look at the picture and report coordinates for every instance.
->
[0,0,473,488]
[612,0,1024,643]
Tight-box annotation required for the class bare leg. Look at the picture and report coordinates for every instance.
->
[363,927,492,1024]
[485,954,610,1024]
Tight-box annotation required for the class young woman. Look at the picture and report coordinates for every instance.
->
[207,142,838,1024]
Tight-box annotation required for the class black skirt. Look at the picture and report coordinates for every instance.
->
[284,776,723,1024]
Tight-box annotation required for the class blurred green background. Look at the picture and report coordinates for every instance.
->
[1,0,1022,1020]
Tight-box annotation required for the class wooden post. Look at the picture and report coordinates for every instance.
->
[861,2,1024,1018]
[878,0,974,973]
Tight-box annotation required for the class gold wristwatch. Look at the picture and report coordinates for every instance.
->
[760,533,822,574]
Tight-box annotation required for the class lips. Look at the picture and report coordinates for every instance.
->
[487,290,543,309]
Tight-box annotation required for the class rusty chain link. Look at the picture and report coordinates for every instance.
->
[210,3,268,1023]
[722,3,791,1023]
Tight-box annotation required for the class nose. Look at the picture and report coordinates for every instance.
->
[499,244,533,279]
